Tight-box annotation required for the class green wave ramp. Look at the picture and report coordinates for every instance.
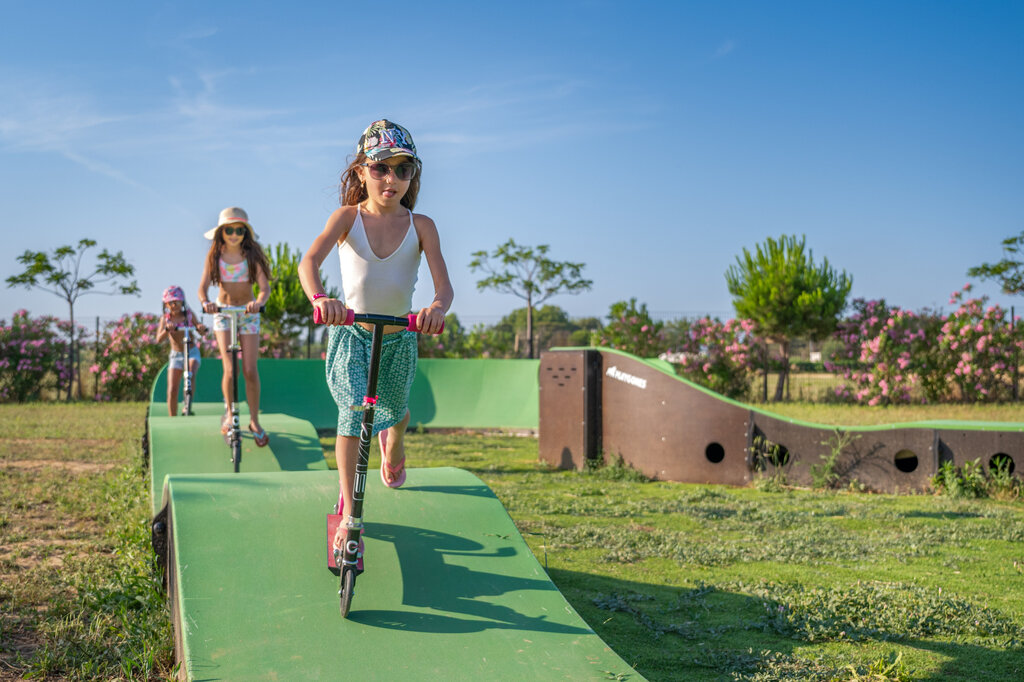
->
[164,467,640,681]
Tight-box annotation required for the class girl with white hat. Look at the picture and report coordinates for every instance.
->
[197,207,273,446]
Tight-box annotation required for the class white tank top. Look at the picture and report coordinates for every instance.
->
[338,206,420,316]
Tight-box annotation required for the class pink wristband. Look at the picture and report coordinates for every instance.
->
[311,293,327,303]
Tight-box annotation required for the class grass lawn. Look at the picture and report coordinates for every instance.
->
[3,401,1024,680]
[365,430,1024,681]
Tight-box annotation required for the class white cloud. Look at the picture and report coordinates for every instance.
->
[714,40,737,59]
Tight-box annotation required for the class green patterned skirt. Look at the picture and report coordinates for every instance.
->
[325,324,418,437]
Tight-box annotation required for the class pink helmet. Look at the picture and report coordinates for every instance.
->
[162,286,185,303]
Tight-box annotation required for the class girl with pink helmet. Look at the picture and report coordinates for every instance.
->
[155,285,208,416]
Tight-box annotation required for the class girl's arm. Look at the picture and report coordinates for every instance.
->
[155,315,169,343]
[299,207,355,325]
[198,260,216,314]
[414,214,454,335]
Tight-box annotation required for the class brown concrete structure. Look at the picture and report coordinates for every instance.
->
[539,348,1024,493]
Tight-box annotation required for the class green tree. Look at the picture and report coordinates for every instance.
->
[469,239,592,358]
[418,313,467,358]
[967,229,1024,296]
[494,305,581,356]
[6,238,139,400]
[262,243,338,357]
[725,234,851,401]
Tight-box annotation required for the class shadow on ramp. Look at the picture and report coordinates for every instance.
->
[352,522,587,636]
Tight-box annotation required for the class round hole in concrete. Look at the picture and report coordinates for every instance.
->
[989,453,1015,475]
[894,449,918,473]
[705,442,725,464]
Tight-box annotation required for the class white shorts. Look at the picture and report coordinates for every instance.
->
[169,346,201,371]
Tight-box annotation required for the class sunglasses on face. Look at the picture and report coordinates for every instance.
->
[361,161,418,181]
[221,225,247,236]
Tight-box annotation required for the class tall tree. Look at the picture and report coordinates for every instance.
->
[967,229,1024,296]
[6,238,139,400]
[725,234,851,401]
[262,242,339,357]
[469,239,592,358]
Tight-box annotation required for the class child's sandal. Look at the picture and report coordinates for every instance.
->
[378,430,407,488]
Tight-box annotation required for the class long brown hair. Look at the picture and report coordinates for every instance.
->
[339,152,421,209]
[204,227,271,286]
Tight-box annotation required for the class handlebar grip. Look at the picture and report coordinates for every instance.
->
[313,307,355,326]
[405,314,445,334]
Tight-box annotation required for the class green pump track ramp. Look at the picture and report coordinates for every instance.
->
[149,358,540,431]
[148,413,327,516]
[163,467,639,680]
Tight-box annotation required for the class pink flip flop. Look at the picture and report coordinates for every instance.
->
[379,430,406,488]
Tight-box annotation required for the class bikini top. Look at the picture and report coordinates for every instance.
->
[219,258,249,283]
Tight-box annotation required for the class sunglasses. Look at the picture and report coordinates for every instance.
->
[361,161,418,181]
[221,225,247,236]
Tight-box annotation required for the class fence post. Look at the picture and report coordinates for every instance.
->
[95,316,100,400]
[1014,306,1019,402]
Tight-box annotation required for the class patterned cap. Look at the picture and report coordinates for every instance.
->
[357,119,420,162]
[162,286,185,303]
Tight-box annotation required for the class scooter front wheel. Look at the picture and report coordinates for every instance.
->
[339,567,355,617]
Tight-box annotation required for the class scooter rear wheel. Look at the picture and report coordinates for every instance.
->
[339,567,355,617]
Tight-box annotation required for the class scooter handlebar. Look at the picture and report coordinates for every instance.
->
[216,305,266,313]
[313,307,443,334]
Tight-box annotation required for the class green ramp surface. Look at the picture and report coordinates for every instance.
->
[151,358,540,431]
[165,467,639,681]
[408,359,539,430]
[148,413,327,515]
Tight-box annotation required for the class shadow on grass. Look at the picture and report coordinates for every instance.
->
[546,567,792,681]
[911,640,1024,682]
[900,510,988,520]
[545,567,1024,682]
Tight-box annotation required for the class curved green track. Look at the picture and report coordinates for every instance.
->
[149,359,638,680]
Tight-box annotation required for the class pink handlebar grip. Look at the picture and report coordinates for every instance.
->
[313,307,356,326]
[406,314,446,334]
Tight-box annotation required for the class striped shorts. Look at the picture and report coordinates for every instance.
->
[325,324,418,437]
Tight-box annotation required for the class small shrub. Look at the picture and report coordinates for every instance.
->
[583,453,649,482]
[988,457,1022,501]
[754,472,789,493]
[590,298,668,358]
[0,309,70,402]
[932,459,994,499]
[91,313,166,401]
[811,429,859,489]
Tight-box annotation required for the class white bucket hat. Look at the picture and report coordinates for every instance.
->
[204,206,259,240]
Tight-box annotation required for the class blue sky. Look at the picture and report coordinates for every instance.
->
[2,1,1022,328]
